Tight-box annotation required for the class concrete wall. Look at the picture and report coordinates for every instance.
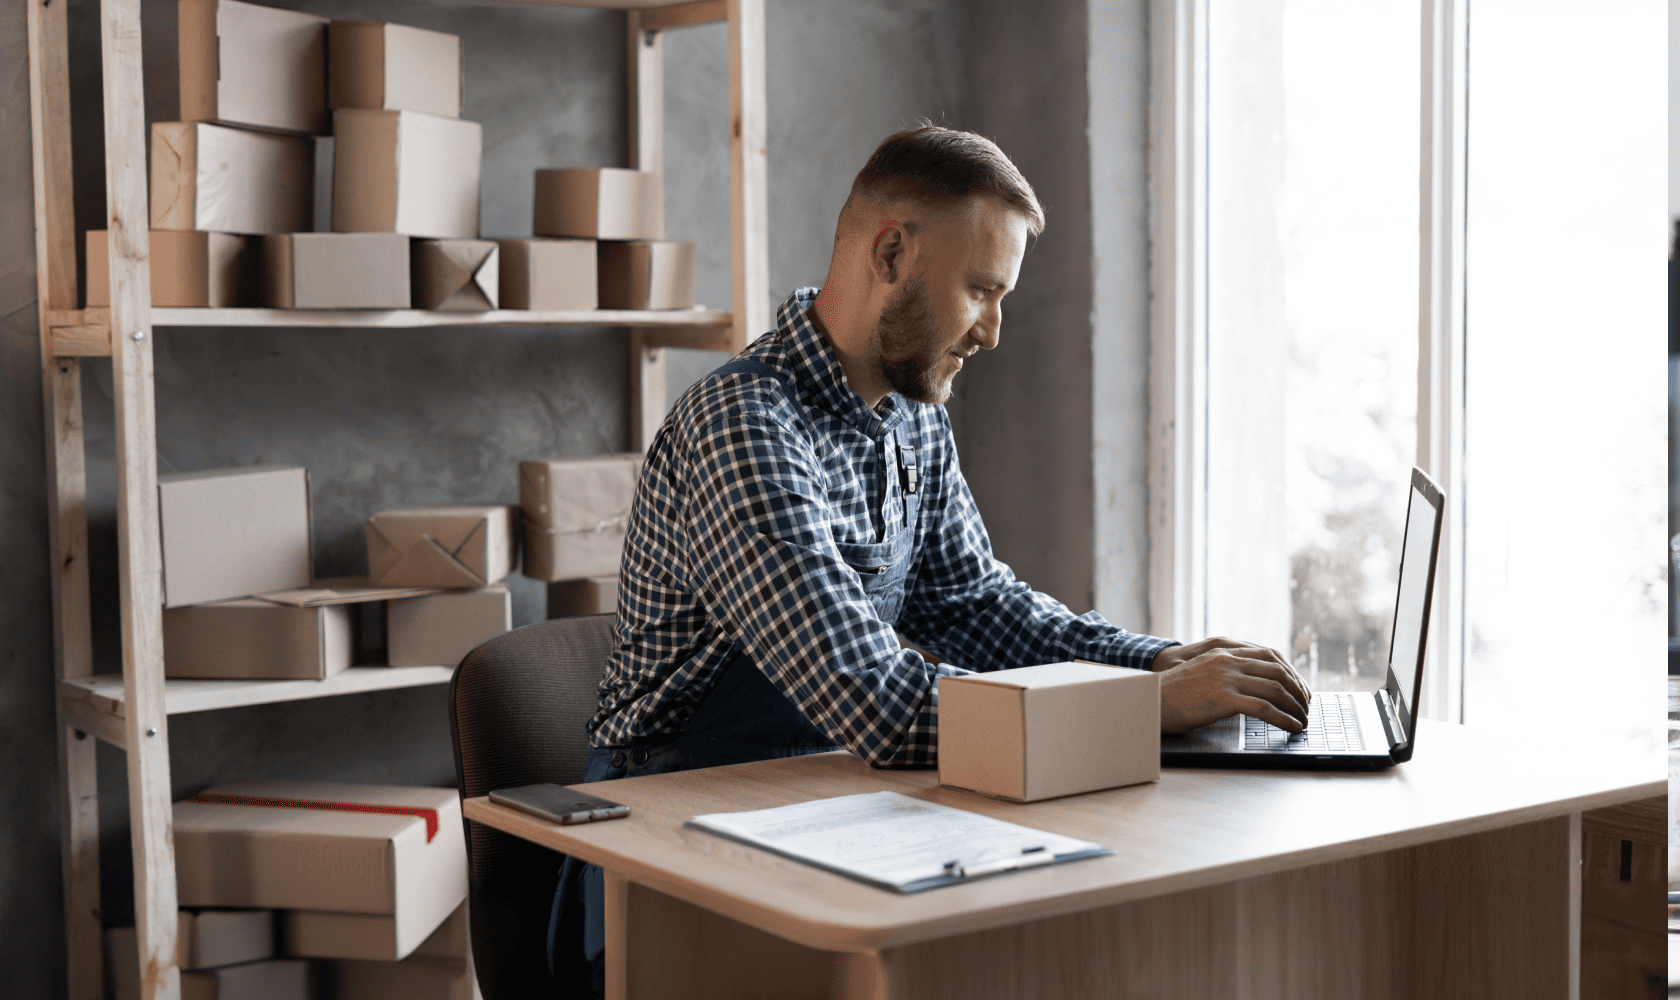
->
[0,1,1150,993]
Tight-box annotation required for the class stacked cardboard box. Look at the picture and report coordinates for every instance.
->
[105,909,302,1000]
[298,900,481,999]
[525,168,697,311]
[519,455,643,581]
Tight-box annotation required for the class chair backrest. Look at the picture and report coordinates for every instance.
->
[450,613,615,1000]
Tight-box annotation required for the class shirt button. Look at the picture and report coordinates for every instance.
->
[631,748,649,766]
[609,751,627,769]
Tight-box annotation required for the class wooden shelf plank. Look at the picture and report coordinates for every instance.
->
[150,306,731,330]
[60,665,455,718]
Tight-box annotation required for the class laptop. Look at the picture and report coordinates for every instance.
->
[1160,467,1444,770]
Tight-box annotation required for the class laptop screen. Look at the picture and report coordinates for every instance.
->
[1386,472,1444,735]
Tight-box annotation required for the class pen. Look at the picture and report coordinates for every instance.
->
[941,846,1054,880]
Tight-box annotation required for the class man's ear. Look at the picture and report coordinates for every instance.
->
[869,221,906,284]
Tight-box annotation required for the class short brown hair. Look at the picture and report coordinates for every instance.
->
[847,124,1045,237]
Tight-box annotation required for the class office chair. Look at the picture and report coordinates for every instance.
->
[450,612,615,1000]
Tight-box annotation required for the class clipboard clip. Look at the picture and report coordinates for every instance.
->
[941,845,1054,880]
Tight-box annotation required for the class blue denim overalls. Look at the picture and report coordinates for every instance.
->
[548,360,922,995]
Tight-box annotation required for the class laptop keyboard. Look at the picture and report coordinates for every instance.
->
[1243,693,1365,752]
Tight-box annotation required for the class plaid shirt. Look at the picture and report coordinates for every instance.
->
[591,288,1176,768]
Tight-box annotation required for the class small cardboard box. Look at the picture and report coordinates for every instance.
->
[164,599,352,680]
[387,586,511,668]
[520,455,641,582]
[86,230,255,308]
[329,20,463,119]
[174,780,467,959]
[181,960,311,1000]
[159,466,312,609]
[597,240,696,310]
[938,662,1160,802]
[546,575,618,618]
[532,168,662,241]
[151,122,315,235]
[265,233,410,309]
[334,109,481,239]
[496,238,596,311]
[179,0,328,135]
[334,955,476,1000]
[106,909,276,1000]
[413,239,498,310]
[286,895,465,962]
[366,506,517,589]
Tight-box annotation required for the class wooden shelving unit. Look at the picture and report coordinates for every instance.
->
[25,0,767,997]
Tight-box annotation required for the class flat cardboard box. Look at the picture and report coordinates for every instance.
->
[159,466,312,609]
[286,897,465,962]
[597,240,696,310]
[938,662,1160,802]
[496,238,596,311]
[546,575,618,618]
[179,0,328,134]
[164,599,351,680]
[519,455,642,582]
[334,109,481,239]
[151,122,315,235]
[335,956,476,1000]
[387,586,511,668]
[329,20,463,118]
[265,233,410,309]
[532,168,662,241]
[366,506,517,589]
[255,576,446,607]
[86,230,254,308]
[106,910,276,999]
[174,780,467,960]
[413,239,498,310]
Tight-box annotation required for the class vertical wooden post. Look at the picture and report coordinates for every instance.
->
[98,1,180,998]
[629,331,668,452]
[628,11,671,451]
[27,1,104,997]
[727,0,770,351]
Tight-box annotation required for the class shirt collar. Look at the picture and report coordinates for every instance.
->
[775,287,910,438]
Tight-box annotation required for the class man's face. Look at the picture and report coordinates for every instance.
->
[871,196,1028,405]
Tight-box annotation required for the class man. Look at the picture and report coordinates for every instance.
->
[551,125,1310,991]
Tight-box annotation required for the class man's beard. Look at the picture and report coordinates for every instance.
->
[874,275,952,405]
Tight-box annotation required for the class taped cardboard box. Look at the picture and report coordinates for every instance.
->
[938,662,1160,802]
[532,168,662,241]
[174,780,467,960]
[86,229,255,308]
[265,233,410,309]
[151,122,315,235]
[159,466,312,609]
[496,238,596,311]
[547,575,618,618]
[413,239,498,310]
[106,910,276,999]
[334,109,481,239]
[597,240,696,310]
[164,599,351,680]
[335,956,477,1000]
[285,895,465,962]
[519,455,641,581]
[179,0,328,135]
[366,506,516,589]
[329,20,462,118]
[387,586,511,668]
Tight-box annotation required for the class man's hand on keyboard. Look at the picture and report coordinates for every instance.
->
[1151,637,1311,734]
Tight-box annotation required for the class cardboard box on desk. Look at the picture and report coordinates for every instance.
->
[413,239,498,310]
[938,662,1160,802]
[387,586,511,668]
[285,895,465,962]
[264,233,410,309]
[151,122,315,235]
[334,109,481,239]
[106,910,277,1000]
[330,20,462,118]
[547,575,618,618]
[519,455,642,581]
[597,240,696,310]
[496,238,596,311]
[164,599,351,680]
[179,0,327,134]
[159,466,312,609]
[174,780,467,960]
[366,506,517,588]
[86,230,256,308]
[533,168,662,241]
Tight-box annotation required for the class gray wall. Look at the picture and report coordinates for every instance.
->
[0,1,1151,994]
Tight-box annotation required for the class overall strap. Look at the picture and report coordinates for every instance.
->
[710,359,799,410]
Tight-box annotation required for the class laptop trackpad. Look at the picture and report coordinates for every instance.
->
[1160,715,1240,753]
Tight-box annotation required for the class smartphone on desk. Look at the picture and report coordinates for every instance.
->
[489,784,631,825]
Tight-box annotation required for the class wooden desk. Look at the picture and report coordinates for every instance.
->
[464,720,1662,1000]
